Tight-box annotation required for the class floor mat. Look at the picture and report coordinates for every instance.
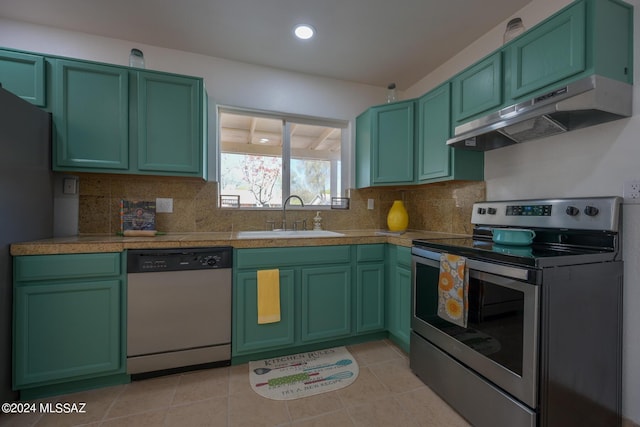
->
[249,346,359,400]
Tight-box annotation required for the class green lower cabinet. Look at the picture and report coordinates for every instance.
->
[14,280,122,387]
[232,245,386,361]
[355,264,385,333]
[386,245,412,352]
[13,252,128,399]
[233,269,296,353]
[301,266,351,342]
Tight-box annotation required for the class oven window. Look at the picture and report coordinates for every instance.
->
[414,262,525,376]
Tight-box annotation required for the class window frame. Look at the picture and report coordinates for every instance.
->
[216,105,349,210]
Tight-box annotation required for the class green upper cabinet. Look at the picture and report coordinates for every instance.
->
[52,58,206,178]
[505,0,633,102]
[0,50,46,106]
[53,59,130,171]
[356,100,415,188]
[451,52,503,124]
[507,1,586,100]
[416,83,484,183]
[135,71,204,176]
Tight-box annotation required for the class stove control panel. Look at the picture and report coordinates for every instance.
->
[471,197,621,231]
[506,204,552,216]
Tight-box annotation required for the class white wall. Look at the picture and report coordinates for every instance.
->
[407,0,640,424]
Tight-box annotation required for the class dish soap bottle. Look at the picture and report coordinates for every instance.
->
[313,211,323,230]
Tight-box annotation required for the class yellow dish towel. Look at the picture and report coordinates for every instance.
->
[257,269,281,324]
[437,253,469,328]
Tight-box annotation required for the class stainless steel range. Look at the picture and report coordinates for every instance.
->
[410,197,623,427]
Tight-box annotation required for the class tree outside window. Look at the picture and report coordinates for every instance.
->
[218,110,344,208]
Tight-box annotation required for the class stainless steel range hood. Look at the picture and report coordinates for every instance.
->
[447,75,632,151]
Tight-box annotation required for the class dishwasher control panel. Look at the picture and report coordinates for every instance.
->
[127,247,233,273]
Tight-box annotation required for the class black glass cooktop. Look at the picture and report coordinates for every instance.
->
[412,236,616,268]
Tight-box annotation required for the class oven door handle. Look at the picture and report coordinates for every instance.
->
[411,246,539,283]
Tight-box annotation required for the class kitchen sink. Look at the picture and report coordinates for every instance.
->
[236,230,345,239]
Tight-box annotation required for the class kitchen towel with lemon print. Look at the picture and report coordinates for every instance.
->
[437,253,469,327]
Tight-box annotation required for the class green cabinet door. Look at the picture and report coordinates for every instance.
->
[301,265,352,342]
[0,50,46,106]
[53,60,129,171]
[356,264,385,333]
[135,72,203,175]
[13,252,127,395]
[451,52,502,124]
[372,101,415,184]
[417,82,484,182]
[417,83,451,181]
[356,100,415,188]
[393,265,412,351]
[233,269,296,354]
[508,1,586,99]
[14,280,122,388]
[233,245,383,360]
[51,57,205,177]
[355,244,385,334]
[386,245,412,352]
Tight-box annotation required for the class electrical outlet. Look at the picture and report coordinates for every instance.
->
[623,180,640,203]
[62,177,78,195]
[367,199,374,210]
[156,198,173,213]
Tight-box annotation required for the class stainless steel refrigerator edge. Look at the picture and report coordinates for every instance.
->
[0,87,54,402]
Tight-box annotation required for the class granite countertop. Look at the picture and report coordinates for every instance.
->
[10,230,468,256]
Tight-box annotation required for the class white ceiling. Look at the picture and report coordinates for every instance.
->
[0,0,532,89]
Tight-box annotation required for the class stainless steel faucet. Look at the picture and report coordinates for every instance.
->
[282,195,304,230]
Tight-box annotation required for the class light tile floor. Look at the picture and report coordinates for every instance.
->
[0,340,470,427]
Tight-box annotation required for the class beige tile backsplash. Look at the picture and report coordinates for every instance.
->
[77,173,485,235]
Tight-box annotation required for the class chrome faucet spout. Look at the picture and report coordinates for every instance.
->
[282,195,304,231]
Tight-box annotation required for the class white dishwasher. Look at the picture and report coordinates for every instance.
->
[127,247,232,377]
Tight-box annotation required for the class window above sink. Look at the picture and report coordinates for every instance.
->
[217,107,348,209]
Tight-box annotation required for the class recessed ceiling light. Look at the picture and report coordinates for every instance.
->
[293,24,315,40]
[259,138,270,143]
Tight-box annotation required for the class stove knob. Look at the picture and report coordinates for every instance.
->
[477,207,486,215]
[487,207,497,215]
[566,206,580,216]
[584,206,599,216]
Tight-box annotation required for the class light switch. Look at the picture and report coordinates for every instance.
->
[367,199,374,210]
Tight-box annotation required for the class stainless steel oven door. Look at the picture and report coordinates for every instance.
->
[411,247,540,408]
